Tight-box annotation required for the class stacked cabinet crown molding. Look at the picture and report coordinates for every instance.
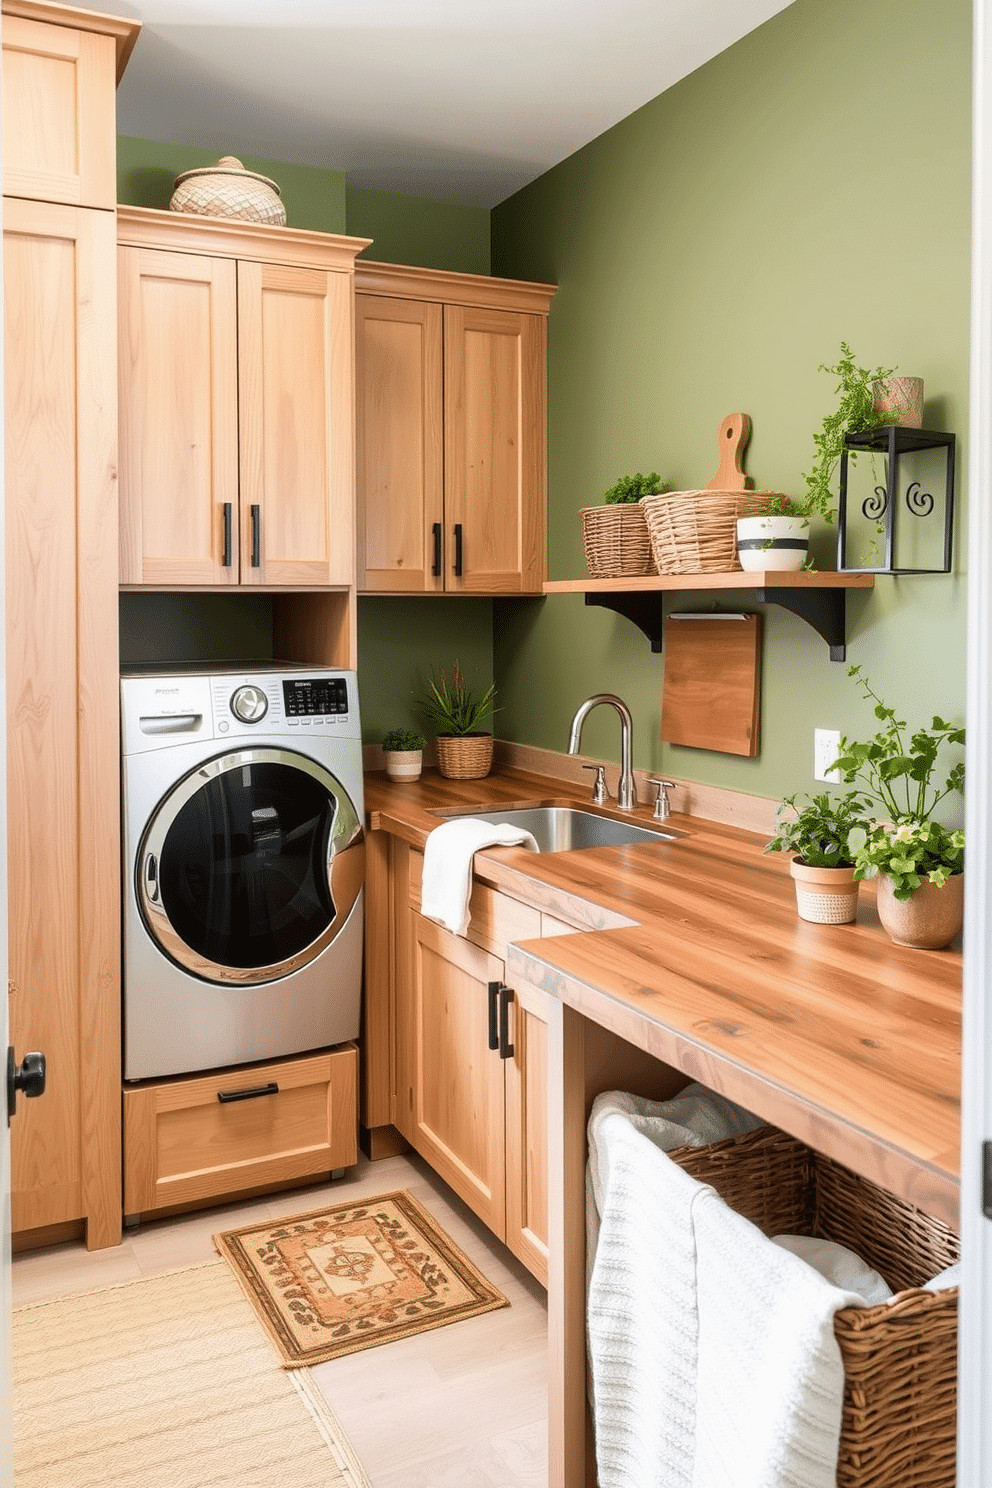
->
[2,0,141,1249]
[355,261,556,595]
[117,207,372,670]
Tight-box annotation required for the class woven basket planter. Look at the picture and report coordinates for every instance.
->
[435,733,493,780]
[670,1126,959,1488]
[580,503,655,578]
[641,489,778,574]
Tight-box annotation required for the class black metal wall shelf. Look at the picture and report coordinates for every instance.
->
[543,572,875,661]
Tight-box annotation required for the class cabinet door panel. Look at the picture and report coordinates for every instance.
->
[238,260,354,586]
[356,294,443,592]
[411,913,506,1236]
[5,199,120,1241]
[118,246,239,585]
[444,304,546,594]
[504,980,550,1283]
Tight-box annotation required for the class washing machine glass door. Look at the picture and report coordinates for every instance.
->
[138,747,365,984]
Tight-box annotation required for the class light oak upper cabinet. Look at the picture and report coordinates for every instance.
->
[356,263,556,595]
[117,208,370,588]
[1,0,138,208]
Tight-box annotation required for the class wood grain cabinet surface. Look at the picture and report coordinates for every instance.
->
[356,263,555,596]
[117,208,369,590]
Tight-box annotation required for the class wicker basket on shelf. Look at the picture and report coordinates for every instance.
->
[580,503,655,578]
[641,489,778,574]
[170,156,287,226]
[670,1125,959,1488]
[434,733,493,780]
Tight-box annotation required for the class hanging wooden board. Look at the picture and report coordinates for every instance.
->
[661,613,762,756]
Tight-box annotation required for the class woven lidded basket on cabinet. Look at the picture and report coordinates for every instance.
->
[170,156,287,226]
[670,1126,959,1488]
[435,733,493,780]
[580,503,655,578]
[641,489,778,574]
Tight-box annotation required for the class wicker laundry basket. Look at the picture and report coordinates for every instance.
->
[641,489,778,573]
[580,503,655,578]
[669,1126,959,1488]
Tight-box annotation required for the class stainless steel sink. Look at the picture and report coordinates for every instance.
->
[436,804,677,854]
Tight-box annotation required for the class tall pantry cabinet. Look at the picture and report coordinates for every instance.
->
[2,0,139,1248]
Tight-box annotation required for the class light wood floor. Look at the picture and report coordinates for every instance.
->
[11,1150,549,1488]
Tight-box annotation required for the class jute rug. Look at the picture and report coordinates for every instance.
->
[12,1260,371,1488]
[214,1189,509,1366]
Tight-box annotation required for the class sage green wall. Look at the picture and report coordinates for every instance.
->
[116,136,493,739]
[491,0,972,802]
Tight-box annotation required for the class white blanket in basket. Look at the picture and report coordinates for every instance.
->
[587,1096,868,1488]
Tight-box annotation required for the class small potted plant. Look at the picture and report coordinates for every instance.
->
[765,788,873,923]
[380,727,426,783]
[834,666,965,949]
[418,661,499,780]
[580,470,670,579]
[736,494,811,573]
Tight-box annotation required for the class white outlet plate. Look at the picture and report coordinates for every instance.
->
[814,728,841,782]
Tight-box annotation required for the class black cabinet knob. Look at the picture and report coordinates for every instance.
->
[6,1047,46,1124]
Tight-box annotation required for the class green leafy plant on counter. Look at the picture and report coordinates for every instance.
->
[418,661,499,737]
[381,728,426,753]
[833,666,965,899]
[602,471,671,503]
[765,789,873,868]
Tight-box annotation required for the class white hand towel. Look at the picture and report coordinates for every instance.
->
[420,817,538,936]
[771,1234,893,1305]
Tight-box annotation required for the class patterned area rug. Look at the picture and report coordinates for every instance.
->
[214,1189,509,1366]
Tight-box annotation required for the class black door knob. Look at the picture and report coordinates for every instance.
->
[6,1047,46,1124]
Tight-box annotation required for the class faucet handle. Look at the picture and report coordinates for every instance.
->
[648,778,676,820]
[582,763,608,805]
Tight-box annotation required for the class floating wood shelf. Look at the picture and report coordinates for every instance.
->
[542,572,875,661]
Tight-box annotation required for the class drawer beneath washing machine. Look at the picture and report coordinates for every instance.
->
[122,1045,358,1219]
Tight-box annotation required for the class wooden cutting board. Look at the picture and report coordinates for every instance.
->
[660,613,762,756]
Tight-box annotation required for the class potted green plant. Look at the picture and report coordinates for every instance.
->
[580,470,670,579]
[765,788,873,923]
[418,662,499,780]
[736,494,812,573]
[381,727,426,783]
[833,666,965,949]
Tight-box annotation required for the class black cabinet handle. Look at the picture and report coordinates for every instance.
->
[217,1081,279,1103]
[487,980,500,1052]
[453,523,463,577]
[222,502,233,568]
[498,984,515,1060]
[250,504,261,568]
[432,522,442,577]
[7,1047,46,1124]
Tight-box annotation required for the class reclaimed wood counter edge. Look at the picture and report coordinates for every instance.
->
[365,767,962,1227]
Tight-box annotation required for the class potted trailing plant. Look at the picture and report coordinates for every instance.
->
[418,661,499,780]
[381,727,426,783]
[580,470,670,579]
[736,494,812,573]
[765,788,873,923]
[833,666,965,949]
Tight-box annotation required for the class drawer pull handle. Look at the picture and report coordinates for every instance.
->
[217,1081,279,1103]
[432,522,442,577]
[498,983,515,1060]
[487,980,500,1051]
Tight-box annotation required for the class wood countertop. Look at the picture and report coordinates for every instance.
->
[365,765,962,1228]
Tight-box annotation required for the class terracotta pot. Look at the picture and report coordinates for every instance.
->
[790,858,860,924]
[384,749,422,782]
[435,733,493,780]
[876,872,964,949]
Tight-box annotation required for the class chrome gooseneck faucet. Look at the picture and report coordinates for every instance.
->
[567,693,637,811]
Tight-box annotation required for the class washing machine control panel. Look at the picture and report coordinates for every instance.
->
[282,677,349,718]
[230,684,269,723]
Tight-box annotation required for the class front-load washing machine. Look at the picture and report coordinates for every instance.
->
[121,664,365,1081]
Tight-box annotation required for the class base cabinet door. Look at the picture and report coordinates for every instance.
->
[122,1047,358,1219]
[503,979,550,1284]
[409,914,508,1238]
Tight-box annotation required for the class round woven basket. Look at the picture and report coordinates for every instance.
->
[580,503,655,578]
[641,489,782,574]
[170,156,287,226]
[435,733,494,780]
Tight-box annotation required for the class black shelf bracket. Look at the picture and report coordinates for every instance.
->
[753,586,848,662]
[584,591,665,651]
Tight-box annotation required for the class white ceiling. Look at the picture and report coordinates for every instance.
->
[113,0,796,208]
